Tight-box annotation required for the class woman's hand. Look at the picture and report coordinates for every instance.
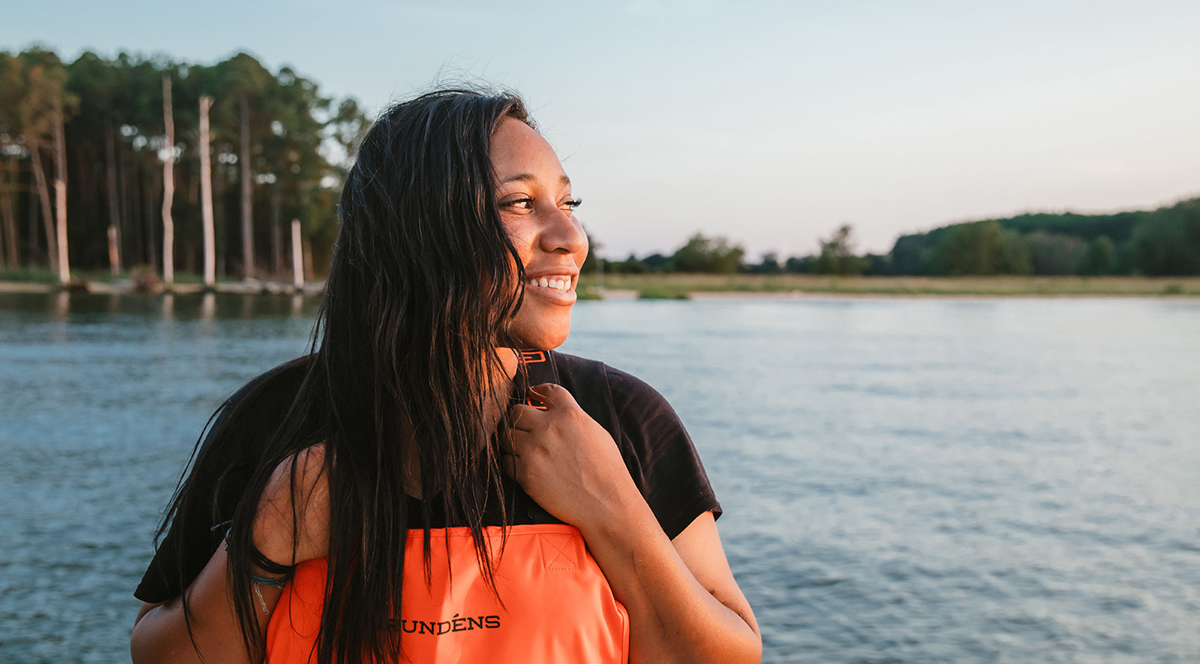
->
[252,445,331,567]
[506,384,761,663]
[505,384,640,529]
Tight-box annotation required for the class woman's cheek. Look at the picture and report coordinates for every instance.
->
[501,217,536,256]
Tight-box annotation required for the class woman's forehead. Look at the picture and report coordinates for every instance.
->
[492,118,568,185]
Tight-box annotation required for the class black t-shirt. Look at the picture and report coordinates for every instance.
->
[134,351,720,604]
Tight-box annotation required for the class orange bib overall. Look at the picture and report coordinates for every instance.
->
[265,524,629,663]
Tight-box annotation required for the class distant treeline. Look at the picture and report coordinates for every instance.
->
[0,47,369,280]
[3,44,1197,283]
[599,197,1200,277]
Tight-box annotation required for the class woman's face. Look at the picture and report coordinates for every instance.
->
[492,117,588,350]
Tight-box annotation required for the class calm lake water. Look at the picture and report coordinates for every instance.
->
[1,292,1198,663]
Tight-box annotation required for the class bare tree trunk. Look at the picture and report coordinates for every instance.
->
[78,151,97,237]
[199,96,216,288]
[124,143,141,264]
[26,134,58,271]
[240,94,254,280]
[144,163,159,270]
[28,173,40,257]
[161,74,175,287]
[0,168,8,269]
[53,103,70,283]
[214,154,226,277]
[303,238,313,283]
[271,181,282,278]
[1,155,16,267]
[0,204,8,269]
[105,125,122,275]
[291,218,303,288]
[0,163,5,269]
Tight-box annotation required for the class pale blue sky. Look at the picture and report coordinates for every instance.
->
[5,1,1200,257]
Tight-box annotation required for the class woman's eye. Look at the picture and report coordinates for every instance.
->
[501,197,535,211]
[560,197,582,211]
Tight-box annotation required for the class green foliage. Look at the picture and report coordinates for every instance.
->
[1027,232,1087,275]
[669,233,744,273]
[580,227,600,275]
[1128,199,1200,276]
[999,211,1140,242]
[890,233,933,276]
[611,253,648,273]
[0,266,57,282]
[641,253,669,271]
[927,220,1031,275]
[812,224,869,276]
[743,252,783,274]
[0,47,368,277]
[784,256,811,273]
[12,47,77,133]
[887,199,1200,276]
[862,254,892,276]
[1083,236,1116,275]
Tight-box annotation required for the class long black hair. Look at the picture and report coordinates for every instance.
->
[161,88,534,663]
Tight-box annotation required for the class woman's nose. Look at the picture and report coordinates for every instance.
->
[538,207,587,255]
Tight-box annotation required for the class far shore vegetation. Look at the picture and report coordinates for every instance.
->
[575,195,1200,298]
[1,46,1198,299]
[587,197,1200,282]
[577,274,1200,299]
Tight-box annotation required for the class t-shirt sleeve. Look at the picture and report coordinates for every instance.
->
[133,357,310,604]
[604,366,721,540]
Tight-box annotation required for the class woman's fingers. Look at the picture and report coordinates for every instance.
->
[528,383,579,410]
[508,402,542,431]
[503,406,536,481]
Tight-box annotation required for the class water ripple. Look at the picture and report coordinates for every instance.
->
[2,294,1199,662]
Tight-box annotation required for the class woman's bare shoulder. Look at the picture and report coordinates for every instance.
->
[269,443,329,493]
[255,442,331,564]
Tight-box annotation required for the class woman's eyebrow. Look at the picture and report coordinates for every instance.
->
[500,173,572,186]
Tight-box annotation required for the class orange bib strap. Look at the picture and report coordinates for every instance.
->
[265,525,629,663]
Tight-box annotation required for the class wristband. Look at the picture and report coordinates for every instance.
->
[250,571,293,587]
[213,519,298,577]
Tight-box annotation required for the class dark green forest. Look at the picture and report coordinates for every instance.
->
[0,47,368,282]
[884,199,1200,277]
[603,198,1200,278]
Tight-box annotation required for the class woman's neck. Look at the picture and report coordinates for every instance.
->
[401,348,523,500]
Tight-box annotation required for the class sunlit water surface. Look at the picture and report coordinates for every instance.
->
[1,292,1198,663]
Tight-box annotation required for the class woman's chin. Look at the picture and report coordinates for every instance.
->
[507,323,571,351]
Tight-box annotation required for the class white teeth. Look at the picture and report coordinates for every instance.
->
[528,276,573,292]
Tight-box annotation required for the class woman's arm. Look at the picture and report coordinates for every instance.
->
[130,446,329,664]
[508,385,762,664]
[131,544,284,664]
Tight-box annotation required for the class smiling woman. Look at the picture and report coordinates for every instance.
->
[127,88,761,664]
[493,117,586,346]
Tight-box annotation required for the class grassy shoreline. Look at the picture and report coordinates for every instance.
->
[3,271,1199,298]
[579,274,1200,298]
[0,267,322,296]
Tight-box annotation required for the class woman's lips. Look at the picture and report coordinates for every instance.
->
[525,275,577,303]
